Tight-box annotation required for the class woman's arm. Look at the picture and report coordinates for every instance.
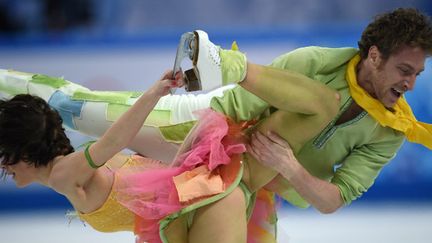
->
[53,70,183,191]
[91,70,182,164]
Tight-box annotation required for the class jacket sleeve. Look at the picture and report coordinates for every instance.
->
[331,134,405,205]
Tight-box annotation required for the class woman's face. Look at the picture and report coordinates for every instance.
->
[1,161,37,187]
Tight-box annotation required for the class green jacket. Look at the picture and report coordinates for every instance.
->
[211,46,405,207]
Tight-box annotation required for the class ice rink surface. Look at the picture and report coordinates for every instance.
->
[1,203,431,243]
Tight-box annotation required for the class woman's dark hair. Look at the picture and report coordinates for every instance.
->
[358,8,432,60]
[0,94,74,168]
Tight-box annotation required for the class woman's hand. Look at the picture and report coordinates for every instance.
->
[150,70,184,97]
[247,131,300,179]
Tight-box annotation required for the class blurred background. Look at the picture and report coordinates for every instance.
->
[0,0,431,242]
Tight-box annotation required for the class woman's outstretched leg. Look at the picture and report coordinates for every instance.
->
[0,68,234,162]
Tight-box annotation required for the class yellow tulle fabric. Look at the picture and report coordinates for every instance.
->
[346,54,432,149]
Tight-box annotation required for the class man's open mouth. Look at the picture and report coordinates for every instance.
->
[391,88,403,98]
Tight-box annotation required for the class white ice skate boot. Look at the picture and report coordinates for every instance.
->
[172,30,247,92]
[190,30,223,91]
[191,30,247,91]
[170,30,221,92]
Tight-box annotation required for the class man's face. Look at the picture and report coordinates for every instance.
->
[369,46,426,108]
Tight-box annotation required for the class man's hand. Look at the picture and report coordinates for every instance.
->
[247,130,344,214]
[247,131,301,180]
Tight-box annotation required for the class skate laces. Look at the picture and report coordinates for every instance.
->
[205,42,221,67]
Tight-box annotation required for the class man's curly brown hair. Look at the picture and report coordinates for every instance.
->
[358,8,432,60]
[0,94,74,171]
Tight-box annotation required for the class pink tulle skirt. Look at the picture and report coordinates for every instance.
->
[114,109,248,243]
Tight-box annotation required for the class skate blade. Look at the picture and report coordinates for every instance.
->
[170,32,196,94]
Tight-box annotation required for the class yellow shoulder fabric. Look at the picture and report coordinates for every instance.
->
[78,189,135,232]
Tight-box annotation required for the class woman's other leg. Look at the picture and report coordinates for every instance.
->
[188,187,247,243]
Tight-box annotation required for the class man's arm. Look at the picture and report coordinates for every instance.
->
[248,129,404,213]
[248,131,343,213]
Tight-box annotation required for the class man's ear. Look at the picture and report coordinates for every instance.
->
[367,45,382,68]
